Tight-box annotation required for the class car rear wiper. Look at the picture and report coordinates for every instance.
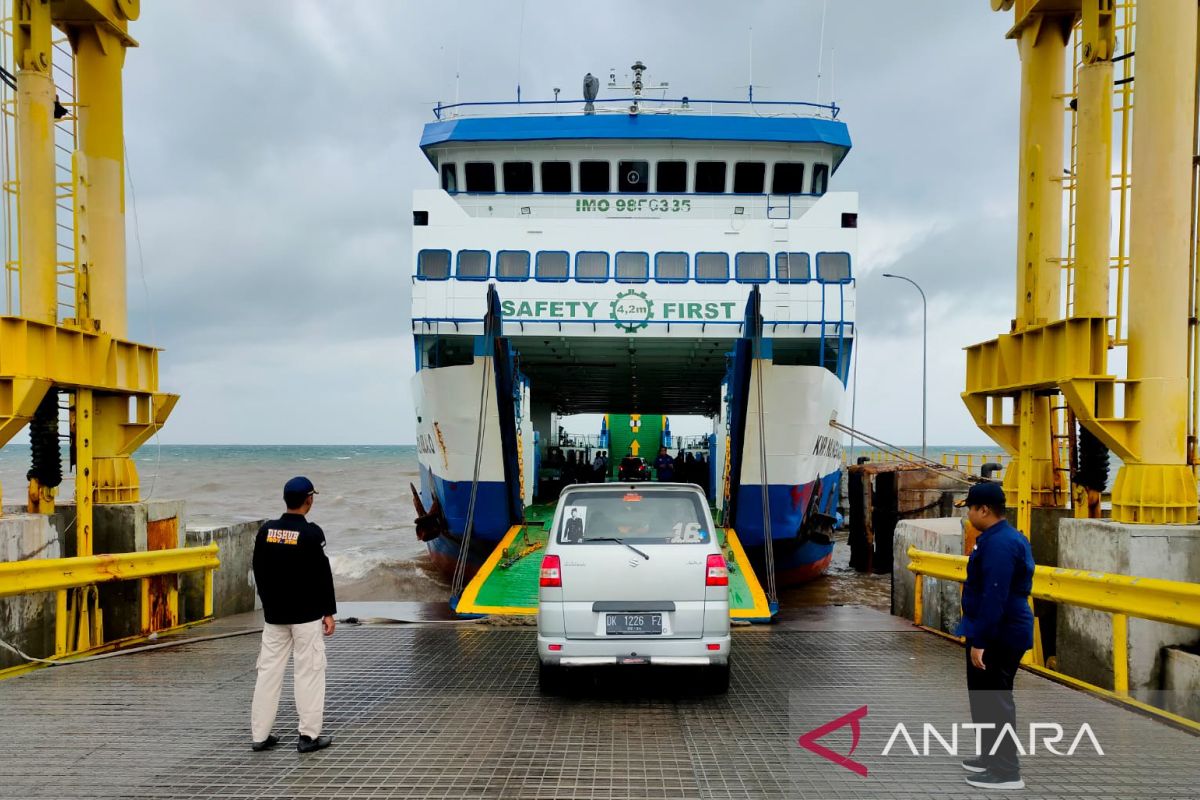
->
[583,536,649,560]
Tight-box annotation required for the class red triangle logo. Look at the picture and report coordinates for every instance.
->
[797,705,869,777]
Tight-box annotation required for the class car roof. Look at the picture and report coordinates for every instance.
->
[559,482,703,497]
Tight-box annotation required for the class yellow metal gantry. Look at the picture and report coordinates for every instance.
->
[968,0,1199,527]
[0,0,177,654]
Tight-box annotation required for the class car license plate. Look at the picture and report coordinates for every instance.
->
[606,613,662,635]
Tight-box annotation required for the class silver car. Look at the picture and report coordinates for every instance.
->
[537,483,732,694]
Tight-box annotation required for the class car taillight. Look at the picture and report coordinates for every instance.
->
[706,554,728,586]
[540,554,562,587]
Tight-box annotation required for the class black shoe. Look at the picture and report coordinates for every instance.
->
[297,734,332,753]
[966,770,1024,790]
[961,756,989,774]
[250,734,279,752]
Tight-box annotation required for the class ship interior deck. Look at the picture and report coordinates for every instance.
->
[454,503,772,620]
[3,603,1195,799]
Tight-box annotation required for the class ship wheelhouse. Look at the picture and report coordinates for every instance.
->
[412,97,857,415]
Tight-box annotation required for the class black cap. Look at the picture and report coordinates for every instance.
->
[284,476,317,497]
[955,481,1006,508]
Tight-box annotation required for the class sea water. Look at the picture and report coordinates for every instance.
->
[0,444,446,602]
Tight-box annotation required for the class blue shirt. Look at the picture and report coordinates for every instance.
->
[957,518,1035,652]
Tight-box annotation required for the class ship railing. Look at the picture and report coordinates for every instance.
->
[0,544,220,669]
[433,96,840,121]
[906,545,1200,730]
[939,451,1008,476]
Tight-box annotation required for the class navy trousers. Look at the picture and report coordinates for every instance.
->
[965,644,1025,778]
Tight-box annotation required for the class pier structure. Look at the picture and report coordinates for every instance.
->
[0,601,1198,798]
[954,0,1200,710]
[0,0,195,668]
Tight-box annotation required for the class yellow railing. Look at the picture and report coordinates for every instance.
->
[0,544,220,659]
[906,545,1200,700]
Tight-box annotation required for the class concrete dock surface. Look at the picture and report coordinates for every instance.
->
[1,604,1196,799]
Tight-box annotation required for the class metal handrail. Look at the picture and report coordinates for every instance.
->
[0,544,219,597]
[906,545,1200,697]
[433,96,841,121]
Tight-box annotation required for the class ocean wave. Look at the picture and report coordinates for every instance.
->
[329,548,449,603]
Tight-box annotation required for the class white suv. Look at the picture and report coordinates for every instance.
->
[536,483,732,694]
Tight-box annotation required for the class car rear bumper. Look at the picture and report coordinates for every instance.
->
[537,634,731,666]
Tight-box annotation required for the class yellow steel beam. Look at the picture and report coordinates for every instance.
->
[66,3,136,339]
[73,387,93,556]
[13,0,58,325]
[0,544,219,598]
[0,316,165,393]
[906,546,1200,628]
[1110,0,1200,524]
[1072,1,1115,318]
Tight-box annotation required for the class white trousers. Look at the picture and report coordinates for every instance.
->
[250,620,326,741]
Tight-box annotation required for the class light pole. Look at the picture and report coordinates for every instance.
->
[882,273,927,460]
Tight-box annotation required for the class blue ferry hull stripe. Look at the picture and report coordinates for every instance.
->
[733,469,842,547]
[425,471,513,543]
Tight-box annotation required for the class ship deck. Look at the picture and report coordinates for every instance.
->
[1,604,1196,799]
[455,504,772,620]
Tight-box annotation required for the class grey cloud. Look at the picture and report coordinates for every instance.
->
[103,1,1024,443]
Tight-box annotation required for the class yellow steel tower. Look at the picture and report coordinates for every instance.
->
[0,0,176,650]
[967,0,1199,533]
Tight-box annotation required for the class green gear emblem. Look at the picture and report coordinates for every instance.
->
[610,289,654,333]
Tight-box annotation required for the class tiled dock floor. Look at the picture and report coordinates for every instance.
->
[0,606,1196,799]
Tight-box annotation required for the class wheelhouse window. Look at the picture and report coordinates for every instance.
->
[695,252,729,282]
[440,163,458,193]
[735,252,769,283]
[776,252,811,282]
[812,163,829,195]
[456,249,489,280]
[618,160,649,193]
[576,251,609,282]
[502,161,534,193]
[656,161,687,192]
[417,249,450,280]
[816,252,851,282]
[615,252,649,283]
[695,161,727,193]
[464,162,496,192]
[579,161,611,193]
[536,251,569,281]
[733,162,765,194]
[771,162,805,194]
[655,252,688,283]
[541,161,572,193]
[497,250,530,280]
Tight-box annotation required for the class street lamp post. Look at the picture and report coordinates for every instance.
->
[882,273,927,460]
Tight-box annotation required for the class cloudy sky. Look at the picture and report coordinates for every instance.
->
[112,0,1020,446]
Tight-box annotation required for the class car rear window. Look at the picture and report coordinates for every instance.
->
[557,490,711,545]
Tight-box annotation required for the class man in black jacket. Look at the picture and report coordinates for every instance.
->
[250,476,337,753]
[955,481,1035,791]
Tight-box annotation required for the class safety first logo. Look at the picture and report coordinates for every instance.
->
[266,529,300,545]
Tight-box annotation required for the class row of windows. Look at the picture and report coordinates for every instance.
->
[440,159,830,196]
[416,249,851,284]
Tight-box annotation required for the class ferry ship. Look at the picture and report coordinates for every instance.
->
[409,64,856,601]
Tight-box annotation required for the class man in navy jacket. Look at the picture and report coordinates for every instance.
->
[955,481,1034,791]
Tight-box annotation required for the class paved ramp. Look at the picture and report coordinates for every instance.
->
[0,607,1195,799]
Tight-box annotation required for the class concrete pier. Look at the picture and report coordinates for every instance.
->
[0,604,1196,799]
[1057,518,1200,702]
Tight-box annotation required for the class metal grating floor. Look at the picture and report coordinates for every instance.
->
[0,609,1196,799]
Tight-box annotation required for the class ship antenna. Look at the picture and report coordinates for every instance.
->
[816,0,828,102]
[748,26,753,102]
[515,0,527,101]
[630,60,646,115]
